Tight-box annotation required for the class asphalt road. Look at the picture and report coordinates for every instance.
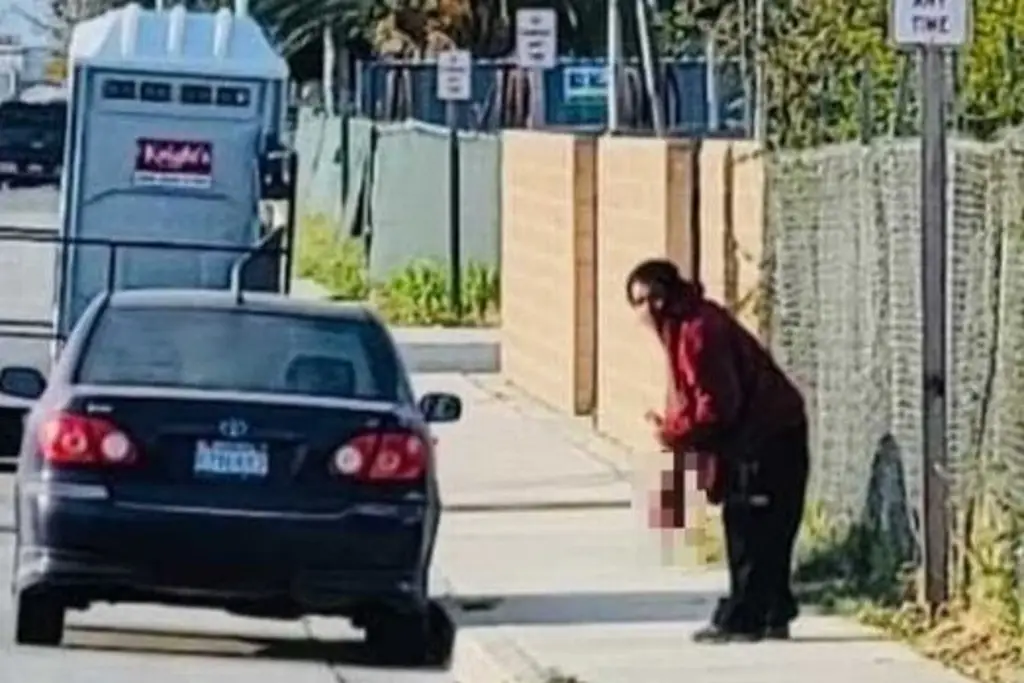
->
[0,511,452,683]
[0,186,60,375]
[0,187,457,682]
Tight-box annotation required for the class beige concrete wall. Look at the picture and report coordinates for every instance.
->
[595,136,698,454]
[699,140,767,337]
[500,130,597,415]
[498,131,769,446]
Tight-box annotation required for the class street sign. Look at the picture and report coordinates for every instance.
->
[436,49,472,101]
[516,8,557,69]
[891,0,970,47]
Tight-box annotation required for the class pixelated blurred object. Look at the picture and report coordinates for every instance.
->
[639,450,717,568]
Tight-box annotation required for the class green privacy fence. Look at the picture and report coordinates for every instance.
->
[295,107,344,223]
[294,108,501,284]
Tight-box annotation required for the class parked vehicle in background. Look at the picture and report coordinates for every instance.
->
[0,101,66,186]
[4,288,463,663]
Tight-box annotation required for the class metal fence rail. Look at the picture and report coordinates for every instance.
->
[0,228,290,344]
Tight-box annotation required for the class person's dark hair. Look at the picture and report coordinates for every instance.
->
[625,258,703,319]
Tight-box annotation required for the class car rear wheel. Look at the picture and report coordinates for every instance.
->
[364,608,430,666]
[15,590,65,646]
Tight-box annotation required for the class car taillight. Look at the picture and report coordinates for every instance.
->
[331,431,427,482]
[38,412,138,467]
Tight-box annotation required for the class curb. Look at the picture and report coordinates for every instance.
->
[439,582,555,683]
[449,627,556,683]
[450,634,524,683]
[393,328,500,374]
[444,498,630,513]
[287,279,502,374]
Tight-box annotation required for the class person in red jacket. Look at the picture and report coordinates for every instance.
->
[626,258,809,643]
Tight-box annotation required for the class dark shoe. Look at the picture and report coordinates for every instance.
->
[763,624,791,640]
[691,623,762,644]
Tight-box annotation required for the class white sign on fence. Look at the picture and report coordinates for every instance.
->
[891,0,970,47]
[436,49,472,101]
[516,8,557,69]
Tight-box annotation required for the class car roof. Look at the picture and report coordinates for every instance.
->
[105,288,377,323]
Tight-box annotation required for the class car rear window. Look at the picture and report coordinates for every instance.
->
[75,306,406,402]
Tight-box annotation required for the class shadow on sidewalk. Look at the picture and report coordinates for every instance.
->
[447,589,719,626]
[446,591,886,644]
[62,602,456,670]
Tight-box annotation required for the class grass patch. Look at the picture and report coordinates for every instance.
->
[295,214,499,327]
[295,215,369,300]
[794,500,1024,683]
[685,490,1024,683]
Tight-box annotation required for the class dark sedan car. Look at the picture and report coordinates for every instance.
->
[1,288,461,663]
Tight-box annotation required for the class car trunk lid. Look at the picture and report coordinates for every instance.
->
[62,385,417,512]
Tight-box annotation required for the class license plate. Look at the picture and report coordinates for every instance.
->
[0,162,16,172]
[28,164,42,174]
[194,440,269,478]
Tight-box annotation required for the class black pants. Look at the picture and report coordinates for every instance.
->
[713,421,809,633]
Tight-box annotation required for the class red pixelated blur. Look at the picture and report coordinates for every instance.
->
[646,450,717,530]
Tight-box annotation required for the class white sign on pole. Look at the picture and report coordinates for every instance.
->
[516,9,557,69]
[436,49,472,101]
[891,0,970,47]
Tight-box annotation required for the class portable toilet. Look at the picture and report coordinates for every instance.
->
[57,0,291,337]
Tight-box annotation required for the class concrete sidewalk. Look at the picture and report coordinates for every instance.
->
[432,374,972,683]
[415,374,631,512]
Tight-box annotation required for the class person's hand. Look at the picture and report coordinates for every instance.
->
[644,410,663,426]
[645,411,671,450]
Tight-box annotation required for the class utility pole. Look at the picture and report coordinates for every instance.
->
[891,0,969,609]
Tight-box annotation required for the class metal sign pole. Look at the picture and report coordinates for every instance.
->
[530,69,544,128]
[635,0,664,135]
[447,100,462,319]
[919,43,950,608]
[753,0,766,141]
[436,50,471,321]
[607,0,621,132]
[891,0,966,609]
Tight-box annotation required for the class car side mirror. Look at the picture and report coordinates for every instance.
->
[418,392,462,423]
[0,366,46,400]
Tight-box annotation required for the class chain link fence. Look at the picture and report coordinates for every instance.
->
[765,133,1024,580]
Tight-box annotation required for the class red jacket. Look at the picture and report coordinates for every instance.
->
[659,284,805,467]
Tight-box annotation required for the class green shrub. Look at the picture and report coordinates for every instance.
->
[295,215,500,327]
[372,260,500,327]
[295,214,369,301]
[374,260,455,326]
[464,262,501,322]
